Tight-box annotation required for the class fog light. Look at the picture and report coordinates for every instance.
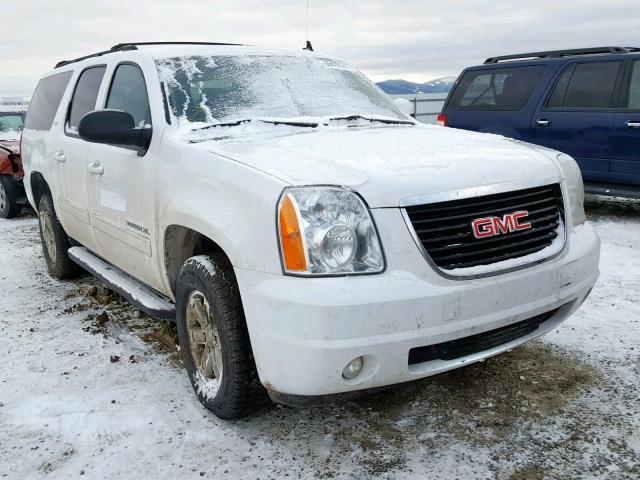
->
[342,356,364,380]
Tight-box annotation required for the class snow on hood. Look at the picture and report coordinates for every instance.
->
[0,139,19,154]
[182,124,562,208]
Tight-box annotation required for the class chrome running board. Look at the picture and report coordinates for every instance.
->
[68,246,175,320]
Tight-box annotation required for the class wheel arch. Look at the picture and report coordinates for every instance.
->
[163,224,233,296]
[28,171,51,212]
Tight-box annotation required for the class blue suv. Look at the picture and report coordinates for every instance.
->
[439,47,640,197]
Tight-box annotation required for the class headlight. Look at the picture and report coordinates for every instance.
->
[556,154,586,227]
[277,186,385,275]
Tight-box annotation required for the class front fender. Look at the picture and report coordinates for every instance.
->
[0,154,13,175]
[156,141,288,280]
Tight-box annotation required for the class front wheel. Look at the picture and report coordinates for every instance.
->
[175,254,263,419]
[0,175,21,219]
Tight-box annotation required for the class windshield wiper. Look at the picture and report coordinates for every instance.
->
[192,115,413,132]
[327,115,415,126]
[193,118,319,131]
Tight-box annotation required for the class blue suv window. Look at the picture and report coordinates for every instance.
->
[546,61,622,109]
[448,65,545,111]
[626,62,640,109]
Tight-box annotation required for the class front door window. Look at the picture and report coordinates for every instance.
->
[106,64,152,128]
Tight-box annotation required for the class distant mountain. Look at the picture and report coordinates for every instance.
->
[374,79,421,95]
[376,76,457,95]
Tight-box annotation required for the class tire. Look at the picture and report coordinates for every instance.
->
[0,175,21,219]
[37,193,81,279]
[175,254,263,419]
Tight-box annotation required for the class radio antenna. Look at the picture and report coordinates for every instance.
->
[303,0,313,51]
[306,0,309,43]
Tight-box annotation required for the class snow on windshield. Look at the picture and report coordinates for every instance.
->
[0,113,24,141]
[156,54,405,127]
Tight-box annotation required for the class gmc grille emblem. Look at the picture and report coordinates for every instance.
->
[471,211,532,239]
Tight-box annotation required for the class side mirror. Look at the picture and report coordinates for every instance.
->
[393,98,414,117]
[78,109,151,154]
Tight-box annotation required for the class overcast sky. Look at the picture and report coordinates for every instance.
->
[2,0,640,95]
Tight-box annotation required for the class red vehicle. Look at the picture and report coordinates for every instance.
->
[0,109,26,218]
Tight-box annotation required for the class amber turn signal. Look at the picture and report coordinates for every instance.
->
[279,195,307,272]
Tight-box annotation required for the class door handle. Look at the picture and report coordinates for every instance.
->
[88,163,104,175]
[536,119,550,127]
[626,120,640,129]
[53,151,66,162]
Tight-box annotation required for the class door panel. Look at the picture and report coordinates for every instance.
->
[531,112,615,181]
[86,142,159,287]
[611,115,640,185]
[531,61,622,182]
[55,66,106,250]
[86,62,161,290]
[56,137,91,226]
[611,61,640,185]
[87,146,152,254]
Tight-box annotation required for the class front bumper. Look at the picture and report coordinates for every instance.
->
[236,210,600,400]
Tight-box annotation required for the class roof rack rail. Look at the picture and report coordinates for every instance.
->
[484,46,639,64]
[111,41,243,49]
[55,41,244,69]
[55,44,138,69]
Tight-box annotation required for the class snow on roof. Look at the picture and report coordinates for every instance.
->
[137,44,330,61]
[48,44,343,79]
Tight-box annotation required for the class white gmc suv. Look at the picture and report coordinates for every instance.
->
[21,42,600,419]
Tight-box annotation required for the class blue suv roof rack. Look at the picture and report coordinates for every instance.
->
[484,46,640,64]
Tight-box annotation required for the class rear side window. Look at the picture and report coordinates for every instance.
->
[66,66,106,134]
[106,64,151,127]
[447,65,545,111]
[24,71,73,131]
[625,61,640,109]
[546,61,622,109]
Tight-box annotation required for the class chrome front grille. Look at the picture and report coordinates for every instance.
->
[404,184,564,271]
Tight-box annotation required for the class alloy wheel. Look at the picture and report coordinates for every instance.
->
[0,182,6,213]
[186,290,223,391]
[39,210,57,261]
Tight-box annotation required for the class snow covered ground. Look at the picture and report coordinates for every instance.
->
[0,197,638,479]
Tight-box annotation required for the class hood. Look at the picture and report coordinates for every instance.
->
[198,124,562,208]
[0,140,19,154]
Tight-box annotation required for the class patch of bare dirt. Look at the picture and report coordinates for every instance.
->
[141,321,181,364]
[82,310,111,336]
[335,342,598,475]
[585,195,640,221]
[508,464,550,480]
[63,283,181,363]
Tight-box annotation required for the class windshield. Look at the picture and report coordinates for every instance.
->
[156,54,405,127]
[0,112,25,140]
